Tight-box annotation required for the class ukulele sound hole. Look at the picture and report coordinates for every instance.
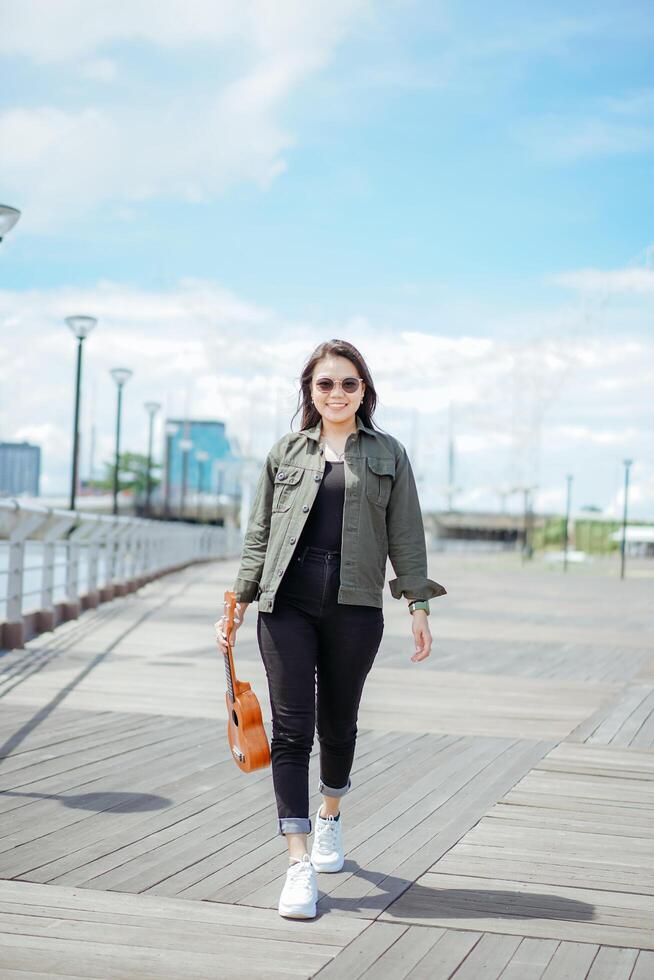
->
[232,710,239,727]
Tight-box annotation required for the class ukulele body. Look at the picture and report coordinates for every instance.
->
[225,681,271,773]
[221,590,271,773]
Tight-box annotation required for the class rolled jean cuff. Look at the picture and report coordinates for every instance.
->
[319,776,351,798]
[278,817,312,836]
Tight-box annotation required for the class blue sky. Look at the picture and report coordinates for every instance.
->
[1,0,653,516]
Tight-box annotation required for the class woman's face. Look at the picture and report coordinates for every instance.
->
[311,354,365,427]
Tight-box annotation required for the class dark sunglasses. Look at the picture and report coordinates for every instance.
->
[314,376,363,394]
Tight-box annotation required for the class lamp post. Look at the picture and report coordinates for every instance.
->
[65,316,97,510]
[513,484,538,561]
[143,401,161,517]
[195,450,209,521]
[620,459,633,580]
[0,205,21,242]
[563,474,573,573]
[110,368,133,516]
[179,437,193,519]
[164,422,179,518]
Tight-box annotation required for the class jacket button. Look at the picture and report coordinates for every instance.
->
[314,474,321,481]
[277,569,283,576]
[302,504,309,512]
[278,472,286,480]
[289,536,296,543]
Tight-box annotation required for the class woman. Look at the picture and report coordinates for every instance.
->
[215,338,445,919]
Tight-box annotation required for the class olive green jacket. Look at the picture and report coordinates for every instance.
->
[233,414,446,613]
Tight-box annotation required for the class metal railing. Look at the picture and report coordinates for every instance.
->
[0,499,242,650]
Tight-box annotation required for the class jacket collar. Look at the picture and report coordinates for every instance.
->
[301,413,378,442]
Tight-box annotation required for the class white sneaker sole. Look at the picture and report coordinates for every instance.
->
[311,853,344,873]
[278,900,317,918]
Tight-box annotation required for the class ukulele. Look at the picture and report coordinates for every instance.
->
[222,590,271,772]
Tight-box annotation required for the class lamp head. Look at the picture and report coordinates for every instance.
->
[65,315,98,340]
[0,204,21,241]
[144,401,161,416]
[110,367,133,387]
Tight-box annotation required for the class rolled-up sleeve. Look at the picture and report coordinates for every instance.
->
[232,448,278,602]
[386,445,447,602]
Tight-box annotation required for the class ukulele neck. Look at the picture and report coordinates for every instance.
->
[223,647,236,703]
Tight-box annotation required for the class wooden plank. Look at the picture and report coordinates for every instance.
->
[539,941,599,979]
[383,872,654,948]
[0,879,367,979]
[404,929,482,979]
[358,925,444,979]
[312,922,407,979]
[0,716,212,794]
[438,931,522,979]
[317,739,554,918]
[631,950,654,980]
[498,937,559,980]
[585,946,639,979]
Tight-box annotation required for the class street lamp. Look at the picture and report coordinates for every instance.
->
[65,316,97,510]
[179,437,193,519]
[143,401,161,517]
[195,450,209,521]
[110,368,133,516]
[563,474,573,573]
[0,205,21,242]
[620,459,633,580]
[163,422,179,518]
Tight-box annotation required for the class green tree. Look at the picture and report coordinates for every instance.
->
[88,452,161,496]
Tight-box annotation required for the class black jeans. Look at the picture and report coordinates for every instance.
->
[257,544,384,835]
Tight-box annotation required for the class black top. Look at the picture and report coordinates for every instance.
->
[295,460,345,552]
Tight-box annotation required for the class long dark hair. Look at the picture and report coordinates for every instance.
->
[291,339,385,432]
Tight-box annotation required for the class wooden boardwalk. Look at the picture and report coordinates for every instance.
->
[0,553,653,978]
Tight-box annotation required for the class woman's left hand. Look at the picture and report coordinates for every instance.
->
[410,610,432,663]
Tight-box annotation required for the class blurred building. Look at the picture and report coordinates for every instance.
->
[0,441,41,496]
[424,511,547,552]
[610,526,654,558]
[164,419,240,500]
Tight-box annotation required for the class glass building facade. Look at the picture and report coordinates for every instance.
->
[0,442,41,496]
[164,419,240,499]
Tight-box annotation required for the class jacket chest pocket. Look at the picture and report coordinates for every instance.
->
[365,456,395,508]
[272,466,304,512]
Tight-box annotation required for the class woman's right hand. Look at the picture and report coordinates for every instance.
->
[214,602,247,654]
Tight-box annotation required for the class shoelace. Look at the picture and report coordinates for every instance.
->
[315,816,338,853]
[287,859,314,893]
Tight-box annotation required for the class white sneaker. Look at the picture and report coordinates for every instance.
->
[310,808,345,872]
[278,853,318,918]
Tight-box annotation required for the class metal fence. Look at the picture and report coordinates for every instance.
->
[0,499,242,650]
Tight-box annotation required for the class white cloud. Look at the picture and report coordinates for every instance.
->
[0,0,372,63]
[0,276,652,516]
[551,266,654,295]
[79,58,119,82]
[0,0,371,229]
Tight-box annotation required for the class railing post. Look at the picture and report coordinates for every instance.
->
[113,521,133,597]
[83,517,110,609]
[62,514,83,622]
[100,519,121,602]
[37,512,77,632]
[3,504,49,649]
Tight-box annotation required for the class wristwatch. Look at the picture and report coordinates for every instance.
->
[408,599,430,615]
